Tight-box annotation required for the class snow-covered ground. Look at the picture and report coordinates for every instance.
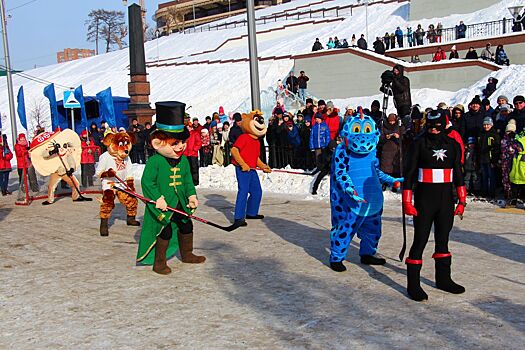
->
[0,0,524,147]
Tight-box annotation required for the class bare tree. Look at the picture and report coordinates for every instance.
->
[29,97,50,135]
[86,9,127,53]
[144,27,156,42]
[86,9,105,55]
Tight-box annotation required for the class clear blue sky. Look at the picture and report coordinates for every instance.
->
[5,0,164,70]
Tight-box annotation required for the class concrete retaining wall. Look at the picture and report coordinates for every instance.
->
[293,49,498,98]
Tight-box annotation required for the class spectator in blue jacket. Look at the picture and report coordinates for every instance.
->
[407,26,414,47]
[395,27,404,48]
[327,37,336,49]
[456,21,467,39]
[310,114,331,170]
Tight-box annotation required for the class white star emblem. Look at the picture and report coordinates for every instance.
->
[433,149,447,161]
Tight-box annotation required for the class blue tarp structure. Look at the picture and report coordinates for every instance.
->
[57,96,130,134]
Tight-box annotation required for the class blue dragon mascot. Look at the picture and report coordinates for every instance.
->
[329,107,403,272]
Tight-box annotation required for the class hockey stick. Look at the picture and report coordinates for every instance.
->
[254,168,314,175]
[398,114,407,262]
[53,142,92,201]
[111,174,238,232]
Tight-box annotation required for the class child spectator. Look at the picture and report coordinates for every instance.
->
[501,120,520,201]
[482,77,498,98]
[478,117,500,200]
[80,130,100,188]
[379,114,403,180]
[495,45,510,65]
[0,134,13,196]
[14,133,39,193]
[309,114,330,171]
[200,128,211,167]
[327,37,335,49]
[464,137,479,195]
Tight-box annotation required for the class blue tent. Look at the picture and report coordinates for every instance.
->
[57,96,130,133]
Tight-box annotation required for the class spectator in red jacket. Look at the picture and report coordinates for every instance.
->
[80,130,100,188]
[184,123,203,186]
[0,134,13,196]
[432,46,447,62]
[324,101,341,140]
[14,133,39,193]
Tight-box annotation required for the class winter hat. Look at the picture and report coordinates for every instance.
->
[513,95,525,104]
[210,121,217,128]
[233,112,242,122]
[470,95,482,106]
[118,127,126,132]
[318,99,326,107]
[17,133,26,140]
[481,98,491,107]
[274,108,284,115]
[314,114,323,120]
[80,130,88,138]
[304,116,312,123]
[201,128,208,134]
[483,117,493,126]
[451,45,457,50]
[285,121,293,127]
[326,101,335,109]
[387,113,397,122]
[217,122,223,129]
[467,137,476,145]
[506,121,516,133]
[437,102,448,109]
[497,95,509,103]
[192,117,199,121]
[305,98,313,104]
[296,112,303,117]
[371,100,380,108]
[219,106,225,115]
[453,104,465,113]
[345,105,353,111]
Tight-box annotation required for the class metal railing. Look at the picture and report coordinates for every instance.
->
[384,18,516,50]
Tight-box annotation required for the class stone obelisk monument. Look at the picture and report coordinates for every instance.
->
[123,3,155,125]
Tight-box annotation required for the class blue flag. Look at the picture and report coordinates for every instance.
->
[17,86,27,130]
[43,83,59,130]
[74,85,88,131]
[96,87,116,128]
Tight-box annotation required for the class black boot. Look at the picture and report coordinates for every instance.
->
[330,261,347,272]
[231,219,247,228]
[126,215,140,226]
[246,214,264,219]
[100,218,109,236]
[360,255,386,265]
[406,260,428,301]
[434,254,465,294]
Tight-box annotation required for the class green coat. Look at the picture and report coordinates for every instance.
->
[136,154,196,265]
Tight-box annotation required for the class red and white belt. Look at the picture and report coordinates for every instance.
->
[418,168,453,183]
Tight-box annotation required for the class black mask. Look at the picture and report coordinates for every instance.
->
[426,110,446,134]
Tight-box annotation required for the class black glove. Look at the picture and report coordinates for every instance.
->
[66,168,74,177]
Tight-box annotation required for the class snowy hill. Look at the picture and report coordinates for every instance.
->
[0,0,524,146]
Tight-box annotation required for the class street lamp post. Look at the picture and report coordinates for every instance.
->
[365,0,369,46]
[246,0,260,110]
[508,5,523,19]
[193,0,196,28]
[0,0,17,146]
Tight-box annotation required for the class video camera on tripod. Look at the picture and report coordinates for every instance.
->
[379,69,394,95]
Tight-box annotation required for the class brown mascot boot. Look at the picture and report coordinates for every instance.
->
[126,216,140,226]
[153,237,172,275]
[178,231,206,263]
[100,218,109,236]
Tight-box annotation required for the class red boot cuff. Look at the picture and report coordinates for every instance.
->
[405,258,423,265]
[432,252,452,259]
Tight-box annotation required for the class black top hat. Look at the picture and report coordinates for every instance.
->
[154,101,189,140]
